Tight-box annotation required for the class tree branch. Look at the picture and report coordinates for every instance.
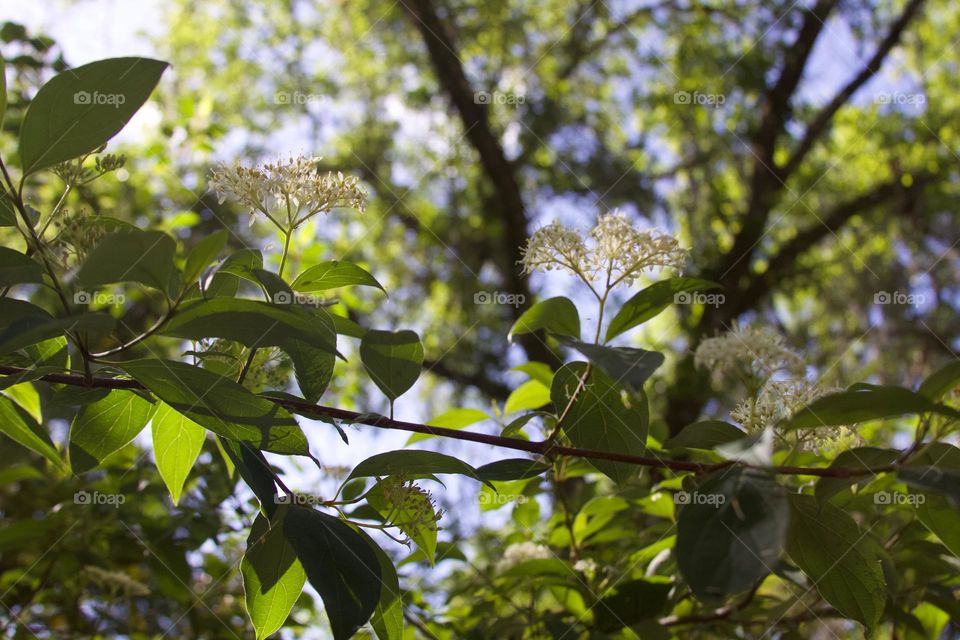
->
[0,364,903,479]
[781,0,927,180]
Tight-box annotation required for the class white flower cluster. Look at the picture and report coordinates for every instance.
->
[496,541,552,573]
[519,210,687,287]
[694,322,806,387]
[82,565,150,597]
[209,155,367,227]
[698,324,860,455]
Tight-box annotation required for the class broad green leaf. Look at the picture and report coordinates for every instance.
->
[0,298,114,355]
[919,361,960,401]
[151,401,206,505]
[408,407,489,444]
[120,359,310,456]
[0,193,17,226]
[0,395,62,468]
[676,467,788,599]
[367,478,438,564]
[0,53,6,119]
[347,449,482,483]
[0,247,44,286]
[330,313,366,338]
[242,512,306,640]
[663,420,746,450]
[815,447,900,499]
[206,248,263,297]
[605,278,721,342]
[784,385,960,430]
[218,437,280,517]
[3,381,41,422]
[786,494,886,629]
[19,57,169,175]
[508,296,580,340]
[360,330,423,402]
[476,459,551,482]
[163,297,338,355]
[69,389,156,473]
[511,361,554,387]
[282,506,382,640]
[291,260,385,293]
[183,229,228,285]
[916,494,960,557]
[559,339,665,392]
[77,230,179,294]
[550,362,648,484]
[897,467,960,508]
[504,379,551,414]
[366,533,403,640]
[282,338,334,403]
[595,578,672,631]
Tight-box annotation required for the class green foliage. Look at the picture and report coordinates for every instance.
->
[0,21,958,639]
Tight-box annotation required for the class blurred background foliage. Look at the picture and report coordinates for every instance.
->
[1,0,959,636]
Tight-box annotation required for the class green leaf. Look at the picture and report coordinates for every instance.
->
[814,447,900,499]
[786,494,886,629]
[367,478,438,564]
[559,339,665,392]
[0,395,62,468]
[120,359,310,456]
[69,389,156,473]
[508,296,580,341]
[897,467,960,508]
[605,277,721,342]
[919,361,960,401]
[595,578,672,631]
[676,467,788,599]
[0,298,114,355]
[162,297,338,355]
[504,379,551,414]
[916,494,960,557]
[550,362,649,484]
[476,459,551,482]
[242,512,306,640]
[347,449,482,483]
[784,385,960,430]
[408,407,489,444]
[282,506,381,640]
[0,52,6,120]
[291,260,385,293]
[151,401,206,505]
[0,247,44,286]
[360,330,423,402]
[183,229,228,285]
[206,249,263,297]
[511,362,554,387]
[366,533,403,640]
[282,339,334,403]
[663,420,746,450]
[18,57,169,175]
[218,437,280,516]
[77,230,179,294]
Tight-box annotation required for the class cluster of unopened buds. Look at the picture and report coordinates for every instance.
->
[53,151,126,187]
[82,565,150,597]
[378,476,443,538]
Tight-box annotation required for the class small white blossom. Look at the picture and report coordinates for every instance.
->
[519,210,687,287]
[694,322,806,388]
[573,559,597,574]
[209,155,367,227]
[496,541,552,573]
